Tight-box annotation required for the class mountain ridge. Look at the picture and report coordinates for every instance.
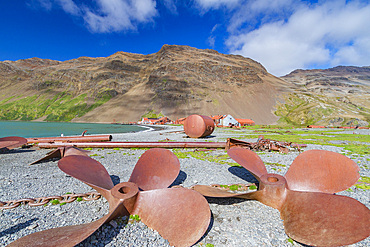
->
[0,45,368,126]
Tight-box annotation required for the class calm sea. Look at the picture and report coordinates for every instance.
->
[0,121,146,138]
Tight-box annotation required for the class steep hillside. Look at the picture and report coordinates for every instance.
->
[0,45,290,124]
[278,66,370,126]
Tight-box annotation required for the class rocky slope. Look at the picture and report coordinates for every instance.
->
[0,45,369,126]
[278,66,370,126]
[0,45,290,124]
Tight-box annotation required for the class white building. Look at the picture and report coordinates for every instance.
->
[220,114,240,127]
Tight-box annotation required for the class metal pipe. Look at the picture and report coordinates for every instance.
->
[38,141,227,149]
[27,135,112,144]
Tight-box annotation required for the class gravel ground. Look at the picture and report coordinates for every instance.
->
[1,126,369,247]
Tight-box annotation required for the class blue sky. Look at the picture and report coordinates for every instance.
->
[1,0,370,76]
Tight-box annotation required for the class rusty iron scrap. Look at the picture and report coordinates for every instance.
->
[183,114,215,138]
[26,134,112,144]
[0,192,101,210]
[36,137,306,153]
[0,136,27,150]
[227,136,307,153]
[29,146,91,165]
[8,148,211,247]
[192,148,370,246]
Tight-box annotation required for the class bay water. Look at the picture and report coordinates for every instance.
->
[0,121,146,138]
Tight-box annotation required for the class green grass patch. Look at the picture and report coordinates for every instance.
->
[265,162,286,167]
[230,129,369,155]
[50,199,60,205]
[129,214,141,221]
[0,91,112,121]
[172,149,240,167]
[141,110,164,119]
[219,184,242,191]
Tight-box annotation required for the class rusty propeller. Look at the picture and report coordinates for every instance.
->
[29,146,91,165]
[193,148,370,246]
[8,148,211,247]
[0,136,27,150]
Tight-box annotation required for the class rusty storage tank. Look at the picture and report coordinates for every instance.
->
[183,115,215,138]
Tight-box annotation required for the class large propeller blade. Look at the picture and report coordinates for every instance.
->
[58,155,115,199]
[227,147,267,181]
[285,149,360,193]
[7,211,113,247]
[191,184,259,200]
[281,190,370,246]
[9,149,210,247]
[193,147,370,246]
[0,136,27,150]
[129,148,180,190]
[132,188,211,247]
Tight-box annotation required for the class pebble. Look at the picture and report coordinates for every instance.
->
[27,223,38,230]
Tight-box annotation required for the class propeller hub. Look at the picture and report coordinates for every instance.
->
[111,182,139,200]
[258,173,287,209]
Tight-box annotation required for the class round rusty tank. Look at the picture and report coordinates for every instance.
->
[183,115,215,138]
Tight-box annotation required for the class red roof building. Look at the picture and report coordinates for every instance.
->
[235,118,255,126]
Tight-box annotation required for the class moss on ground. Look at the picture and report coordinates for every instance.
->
[230,128,369,155]
[172,149,240,167]
[0,91,112,121]
[274,93,370,127]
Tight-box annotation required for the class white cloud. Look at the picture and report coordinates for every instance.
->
[82,0,157,33]
[31,0,53,10]
[33,0,157,33]
[227,0,296,32]
[194,0,240,10]
[163,0,178,14]
[57,0,80,15]
[226,0,370,76]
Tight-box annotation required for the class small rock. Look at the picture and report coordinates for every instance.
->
[54,211,65,216]
[27,223,38,230]
[109,220,118,228]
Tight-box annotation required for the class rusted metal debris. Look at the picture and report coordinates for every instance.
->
[227,136,307,153]
[193,148,370,246]
[8,148,211,247]
[26,134,112,144]
[37,137,306,153]
[29,146,91,165]
[0,191,101,210]
[0,136,27,151]
[183,114,215,138]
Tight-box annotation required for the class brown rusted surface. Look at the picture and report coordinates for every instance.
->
[227,147,267,180]
[26,134,112,144]
[0,136,27,150]
[29,146,90,165]
[37,137,307,153]
[9,148,210,247]
[0,191,101,210]
[281,190,370,246]
[129,148,180,190]
[132,188,211,247]
[183,114,215,138]
[285,149,360,193]
[7,212,114,247]
[193,147,370,246]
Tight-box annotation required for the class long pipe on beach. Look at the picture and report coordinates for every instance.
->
[27,135,112,144]
[38,141,227,149]
[37,138,307,152]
